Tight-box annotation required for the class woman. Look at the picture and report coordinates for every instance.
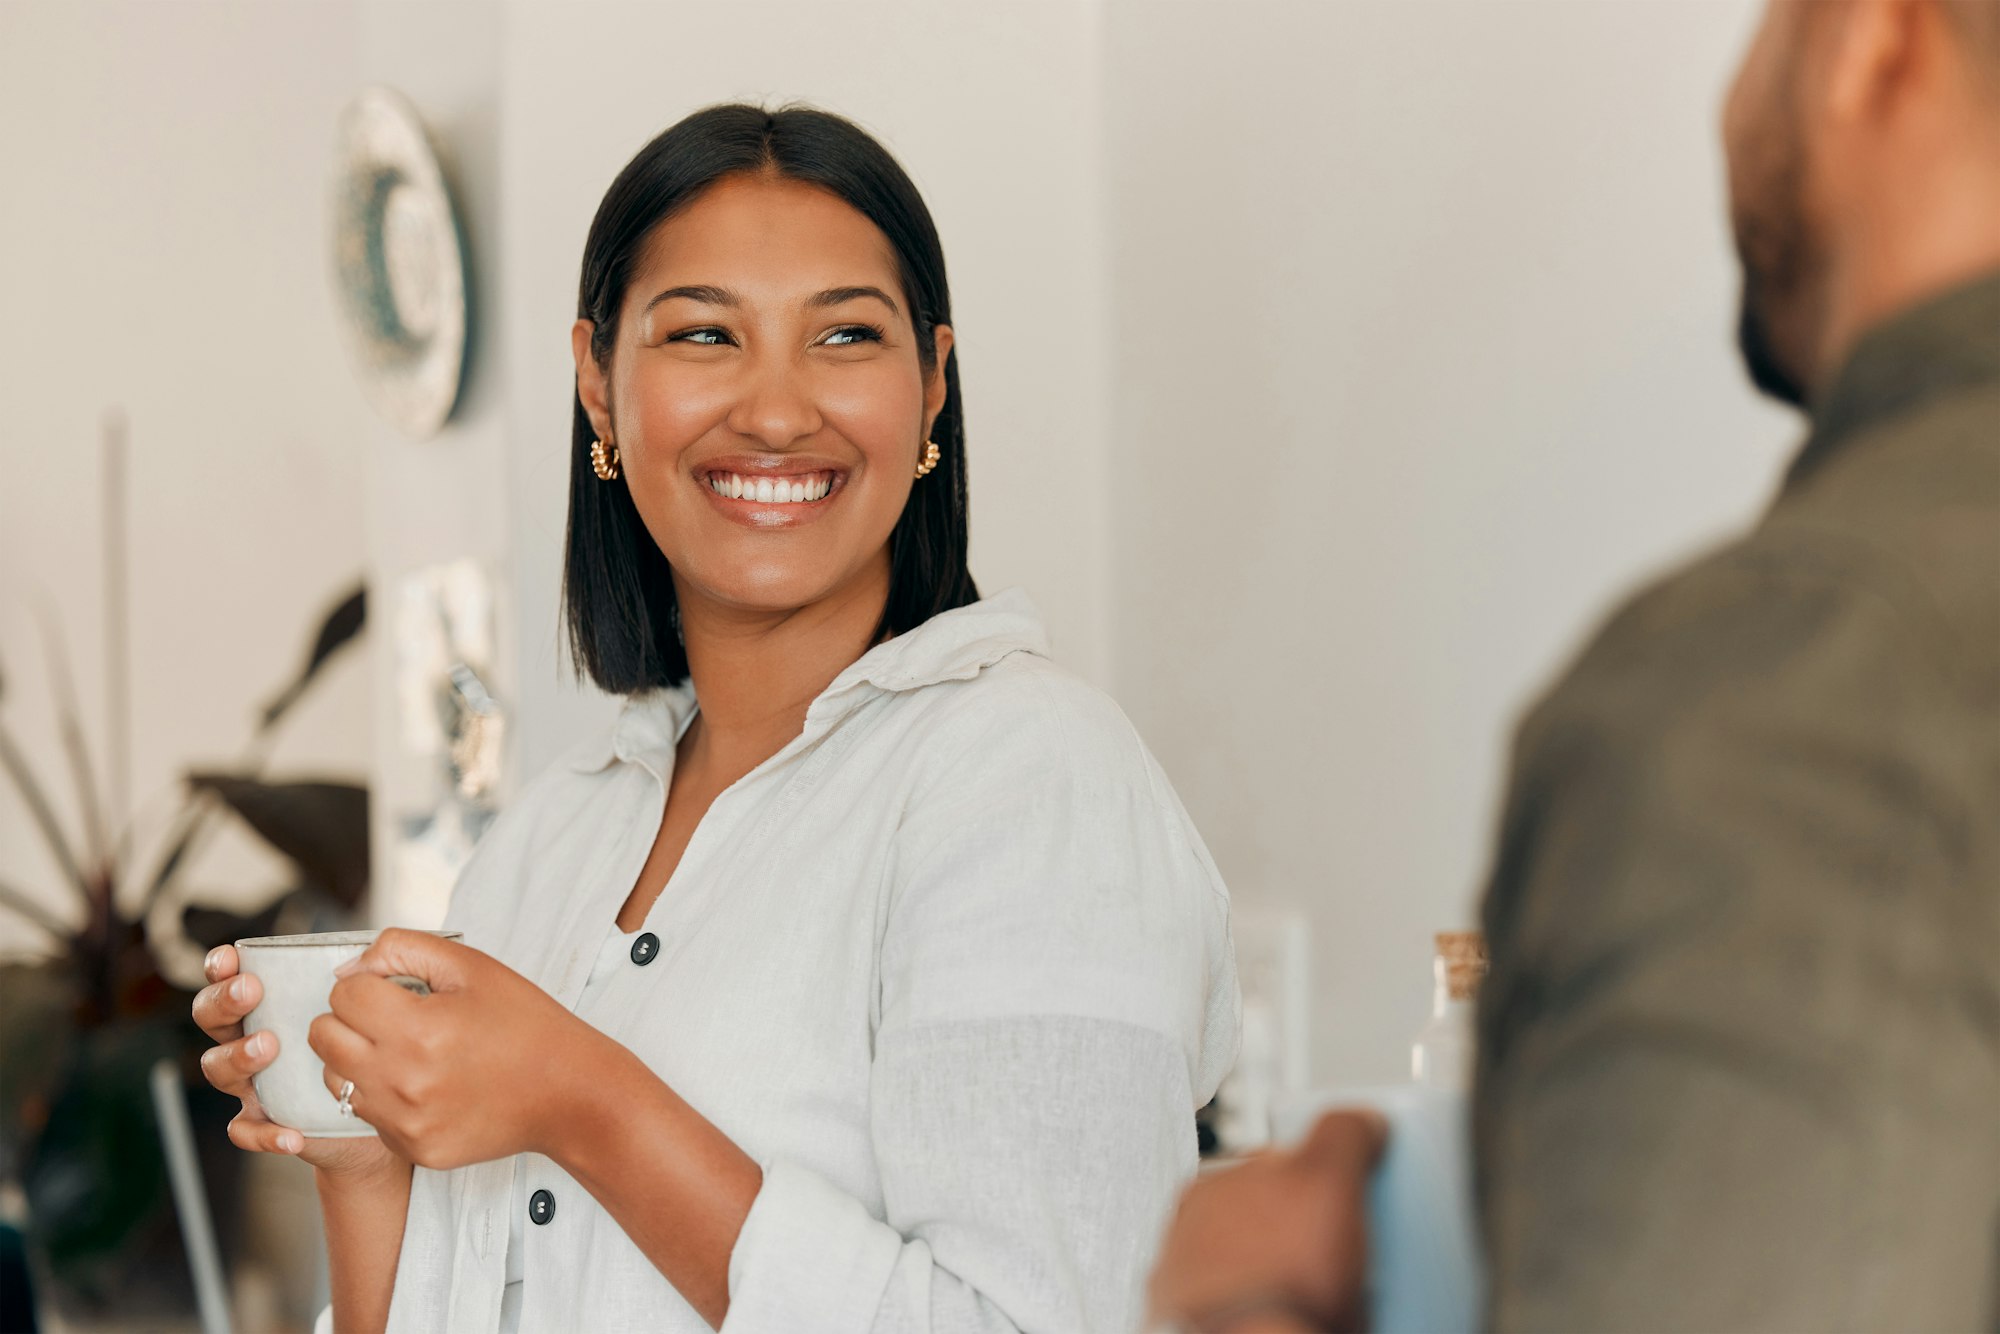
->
[194,104,1237,1333]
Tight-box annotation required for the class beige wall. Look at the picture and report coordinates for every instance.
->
[352,1,516,929]
[0,2,372,957]
[1100,0,1798,1082]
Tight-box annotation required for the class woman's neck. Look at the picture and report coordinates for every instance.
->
[672,561,890,777]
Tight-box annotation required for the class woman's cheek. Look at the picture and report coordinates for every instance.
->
[819,367,928,467]
[617,352,723,444]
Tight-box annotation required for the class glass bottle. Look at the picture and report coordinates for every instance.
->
[1411,931,1488,1092]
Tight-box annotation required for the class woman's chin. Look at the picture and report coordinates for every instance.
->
[679,566,876,620]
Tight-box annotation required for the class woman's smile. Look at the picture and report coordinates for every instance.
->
[692,454,850,528]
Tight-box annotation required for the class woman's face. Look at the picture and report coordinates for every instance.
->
[574,172,953,621]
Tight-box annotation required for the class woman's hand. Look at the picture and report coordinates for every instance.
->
[309,928,603,1171]
[192,944,399,1180]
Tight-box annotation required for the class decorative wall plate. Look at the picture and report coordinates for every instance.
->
[329,86,468,439]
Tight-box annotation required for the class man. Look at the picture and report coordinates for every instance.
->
[1148,0,2000,1329]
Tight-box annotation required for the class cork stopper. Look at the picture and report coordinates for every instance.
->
[1434,930,1489,1002]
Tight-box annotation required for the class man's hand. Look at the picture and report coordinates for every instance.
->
[1147,1109,1387,1334]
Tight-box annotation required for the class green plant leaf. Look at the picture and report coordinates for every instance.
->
[183,776,369,910]
[257,585,365,732]
[0,959,78,1182]
[179,897,287,953]
[0,877,70,940]
[0,721,90,910]
[35,604,110,877]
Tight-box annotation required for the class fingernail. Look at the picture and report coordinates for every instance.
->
[279,1132,302,1153]
[228,977,249,1003]
[204,948,223,977]
[246,1032,272,1059]
[332,958,359,978]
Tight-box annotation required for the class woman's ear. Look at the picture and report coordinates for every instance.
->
[923,324,955,433]
[572,319,614,439]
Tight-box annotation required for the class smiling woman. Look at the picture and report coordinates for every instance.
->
[564,106,977,693]
[193,103,1238,1334]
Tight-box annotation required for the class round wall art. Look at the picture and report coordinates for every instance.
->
[329,86,469,440]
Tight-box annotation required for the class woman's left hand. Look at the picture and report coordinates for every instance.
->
[309,928,603,1171]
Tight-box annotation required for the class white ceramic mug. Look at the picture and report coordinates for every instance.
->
[235,929,460,1138]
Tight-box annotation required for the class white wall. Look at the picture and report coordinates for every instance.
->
[0,2,372,956]
[1099,0,1799,1083]
[351,1,518,928]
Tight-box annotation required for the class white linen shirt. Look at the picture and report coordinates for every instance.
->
[374,589,1240,1334]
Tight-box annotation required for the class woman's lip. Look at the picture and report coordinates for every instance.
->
[694,454,849,480]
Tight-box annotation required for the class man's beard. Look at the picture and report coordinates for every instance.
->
[1729,51,1820,411]
[1736,266,1809,409]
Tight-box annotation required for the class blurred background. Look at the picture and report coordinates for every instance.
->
[0,0,1794,1328]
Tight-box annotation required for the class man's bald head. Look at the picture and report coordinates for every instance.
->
[1721,0,2000,408]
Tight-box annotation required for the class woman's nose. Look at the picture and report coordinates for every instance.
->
[726,355,823,451]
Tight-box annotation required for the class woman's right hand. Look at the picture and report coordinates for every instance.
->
[193,944,399,1180]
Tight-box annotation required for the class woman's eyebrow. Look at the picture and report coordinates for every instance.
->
[643,284,738,316]
[807,286,900,316]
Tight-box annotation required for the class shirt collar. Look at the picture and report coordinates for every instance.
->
[567,587,1051,775]
[1786,266,2000,492]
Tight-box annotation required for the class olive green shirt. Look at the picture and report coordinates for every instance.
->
[1475,272,2000,1332]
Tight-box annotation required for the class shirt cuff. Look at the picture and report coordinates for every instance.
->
[721,1158,904,1334]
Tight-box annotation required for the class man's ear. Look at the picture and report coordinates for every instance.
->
[573,319,614,440]
[1824,0,1923,126]
[922,324,955,436]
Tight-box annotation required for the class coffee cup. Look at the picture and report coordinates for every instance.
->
[1271,1085,1484,1334]
[235,929,460,1138]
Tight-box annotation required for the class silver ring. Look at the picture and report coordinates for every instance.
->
[336,1079,356,1118]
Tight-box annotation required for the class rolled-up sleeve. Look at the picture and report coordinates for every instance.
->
[724,688,1237,1334]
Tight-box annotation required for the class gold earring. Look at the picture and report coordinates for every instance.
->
[914,440,941,480]
[590,436,621,482]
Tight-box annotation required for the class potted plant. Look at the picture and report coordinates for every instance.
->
[0,581,370,1322]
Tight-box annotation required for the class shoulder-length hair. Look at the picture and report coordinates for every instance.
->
[563,103,977,694]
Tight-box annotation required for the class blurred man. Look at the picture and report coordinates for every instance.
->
[1148,0,2000,1329]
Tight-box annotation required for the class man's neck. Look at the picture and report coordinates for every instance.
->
[1813,154,2000,393]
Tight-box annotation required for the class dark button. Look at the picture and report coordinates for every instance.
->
[528,1189,555,1226]
[630,932,660,966]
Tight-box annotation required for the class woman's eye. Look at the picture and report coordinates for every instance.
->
[668,327,730,346]
[822,325,883,347]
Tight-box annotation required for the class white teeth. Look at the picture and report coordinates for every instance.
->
[707,471,834,503]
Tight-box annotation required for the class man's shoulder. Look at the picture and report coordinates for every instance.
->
[1517,512,1965,765]
[1545,380,2000,745]
[1770,382,2000,680]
